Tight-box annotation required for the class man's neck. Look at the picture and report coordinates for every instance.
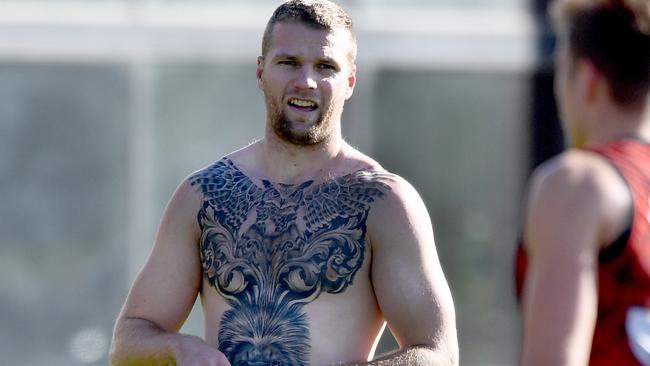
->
[258,129,346,184]
[587,99,650,146]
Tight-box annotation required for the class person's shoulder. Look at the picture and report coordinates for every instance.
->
[345,164,424,216]
[355,165,433,246]
[339,144,415,194]
[339,159,417,202]
[188,157,236,185]
[187,141,261,189]
[530,149,625,201]
[163,162,226,219]
[526,148,631,241]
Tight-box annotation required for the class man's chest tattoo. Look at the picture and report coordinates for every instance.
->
[189,159,392,366]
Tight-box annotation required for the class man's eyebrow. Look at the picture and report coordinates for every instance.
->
[272,54,298,61]
[319,57,339,65]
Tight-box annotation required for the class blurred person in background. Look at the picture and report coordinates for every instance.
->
[516,0,650,364]
[110,0,458,365]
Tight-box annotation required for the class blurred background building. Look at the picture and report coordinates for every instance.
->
[0,0,563,365]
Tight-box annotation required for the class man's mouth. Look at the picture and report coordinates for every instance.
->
[287,98,318,111]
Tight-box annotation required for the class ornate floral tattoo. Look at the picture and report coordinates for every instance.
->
[190,159,392,366]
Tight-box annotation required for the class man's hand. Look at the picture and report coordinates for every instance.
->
[173,335,231,366]
[110,317,231,366]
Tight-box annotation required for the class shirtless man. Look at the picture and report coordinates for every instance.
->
[110,1,458,365]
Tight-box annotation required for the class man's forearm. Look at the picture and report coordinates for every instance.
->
[342,345,458,366]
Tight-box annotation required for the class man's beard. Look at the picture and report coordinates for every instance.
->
[266,95,338,146]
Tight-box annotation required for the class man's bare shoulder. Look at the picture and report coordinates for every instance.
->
[188,140,262,187]
[343,160,421,208]
[530,149,629,206]
[526,148,632,250]
[337,143,410,192]
[356,166,430,237]
[333,159,419,210]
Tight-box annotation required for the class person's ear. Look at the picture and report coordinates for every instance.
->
[345,64,356,100]
[574,58,605,105]
[256,56,265,90]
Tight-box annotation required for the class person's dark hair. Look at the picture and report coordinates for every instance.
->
[262,0,357,63]
[552,0,650,107]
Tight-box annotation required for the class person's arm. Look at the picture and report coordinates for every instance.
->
[349,345,451,366]
[110,179,230,366]
[351,176,458,366]
[520,151,631,366]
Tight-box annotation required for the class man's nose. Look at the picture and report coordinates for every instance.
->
[294,66,317,90]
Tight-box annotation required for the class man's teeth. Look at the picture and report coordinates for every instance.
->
[289,99,316,108]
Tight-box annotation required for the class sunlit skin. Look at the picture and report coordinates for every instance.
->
[110,8,459,366]
[554,38,589,148]
[256,21,356,146]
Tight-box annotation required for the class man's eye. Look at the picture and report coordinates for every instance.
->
[317,64,336,71]
[278,60,297,66]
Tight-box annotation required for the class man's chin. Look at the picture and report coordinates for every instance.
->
[270,112,333,146]
[274,125,329,146]
[277,131,321,146]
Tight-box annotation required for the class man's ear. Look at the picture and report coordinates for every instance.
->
[256,56,265,90]
[575,58,605,105]
[345,64,357,100]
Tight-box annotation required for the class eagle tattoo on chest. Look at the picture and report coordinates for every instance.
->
[189,158,392,366]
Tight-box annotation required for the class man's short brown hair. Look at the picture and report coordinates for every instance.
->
[261,0,357,63]
[551,0,650,107]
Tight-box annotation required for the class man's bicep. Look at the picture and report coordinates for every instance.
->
[369,181,457,353]
[119,179,203,333]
